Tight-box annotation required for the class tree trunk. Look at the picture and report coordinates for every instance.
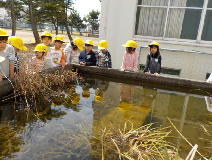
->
[28,0,40,43]
[10,0,16,36]
[64,1,72,41]
[56,21,58,35]
[53,22,58,35]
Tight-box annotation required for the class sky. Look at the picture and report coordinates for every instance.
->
[72,0,101,18]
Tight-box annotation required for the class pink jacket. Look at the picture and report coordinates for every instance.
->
[121,51,139,72]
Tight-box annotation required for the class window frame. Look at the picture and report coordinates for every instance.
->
[135,0,212,45]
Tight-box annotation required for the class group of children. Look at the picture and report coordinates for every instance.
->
[0,28,162,82]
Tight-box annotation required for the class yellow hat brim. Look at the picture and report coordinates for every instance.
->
[98,46,106,50]
[78,46,83,51]
[22,46,28,51]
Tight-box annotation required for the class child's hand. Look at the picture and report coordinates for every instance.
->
[62,64,65,69]
[154,73,160,76]
[145,72,151,74]
[121,68,125,71]
[80,62,84,65]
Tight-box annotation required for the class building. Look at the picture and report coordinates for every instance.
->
[99,0,212,81]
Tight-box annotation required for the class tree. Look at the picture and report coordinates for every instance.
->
[38,0,66,35]
[68,9,85,27]
[27,0,40,43]
[84,10,100,35]
[10,0,16,35]
[63,0,73,40]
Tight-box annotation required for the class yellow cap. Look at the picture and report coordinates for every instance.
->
[98,40,108,50]
[41,31,52,38]
[85,40,93,46]
[122,40,137,49]
[33,44,48,53]
[8,36,27,51]
[73,37,83,51]
[53,35,65,43]
[148,41,159,47]
[0,29,9,37]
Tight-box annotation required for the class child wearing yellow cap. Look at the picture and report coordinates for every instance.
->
[143,41,161,75]
[64,37,83,64]
[29,44,48,73]
[96,40,112,68]
[8,36,27,73]
[0,29,15,82]
[121,40,139,72]
[79,40,96,66]
[50,35,65,69]
[40,31,52,69]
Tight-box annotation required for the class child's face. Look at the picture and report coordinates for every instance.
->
[35,51,44,59]
[54,41,63,49]
[14,47,20,53]
[85,45,93,53]
[100,49,106,53]
[42,37,51,46]
[0,40,7,51]
[151,46,158,54]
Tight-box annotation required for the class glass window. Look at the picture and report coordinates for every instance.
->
[135,0,212,42]
[170,0,204,8]
[137,0,169,6]
[165,9,201,40]
[202,10,212,41]
[208,0,212,8]
[135,7,167,37]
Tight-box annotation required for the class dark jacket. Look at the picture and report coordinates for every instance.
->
[79,50,96,66]
[143,52,162,74]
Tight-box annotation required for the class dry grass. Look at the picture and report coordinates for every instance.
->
[14,53,78,102]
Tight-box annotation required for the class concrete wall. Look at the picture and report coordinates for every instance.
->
[99,0,212,81]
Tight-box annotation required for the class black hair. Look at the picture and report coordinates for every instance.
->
[71,42,78,49]
[149,45,160,58]
[41,36,52,40]
[127,47,136,53]
[85,44,93,47]
[54,40,63,43]
[0,36,8,41]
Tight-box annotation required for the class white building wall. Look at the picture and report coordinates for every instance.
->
[99,0,137,69]
[99,0,212,81]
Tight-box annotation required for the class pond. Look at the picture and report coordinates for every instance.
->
[0,76,212,159]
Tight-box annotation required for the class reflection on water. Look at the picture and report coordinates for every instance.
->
[0,77,212,159]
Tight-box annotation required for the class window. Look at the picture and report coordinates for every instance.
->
[135,0,212,42]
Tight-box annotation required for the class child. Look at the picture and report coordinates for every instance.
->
[8,36,27,73]
[29,44,48,72]
[51,35,65,69]
[96,40,112,68]
[121,40,139,72]
[64,37,83,64]
[143,41,161,75]
[79,40,96,66]
[40,31,52,69]
[0,29,15,82]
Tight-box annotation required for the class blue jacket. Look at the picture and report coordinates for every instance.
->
[79,50,96,66]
